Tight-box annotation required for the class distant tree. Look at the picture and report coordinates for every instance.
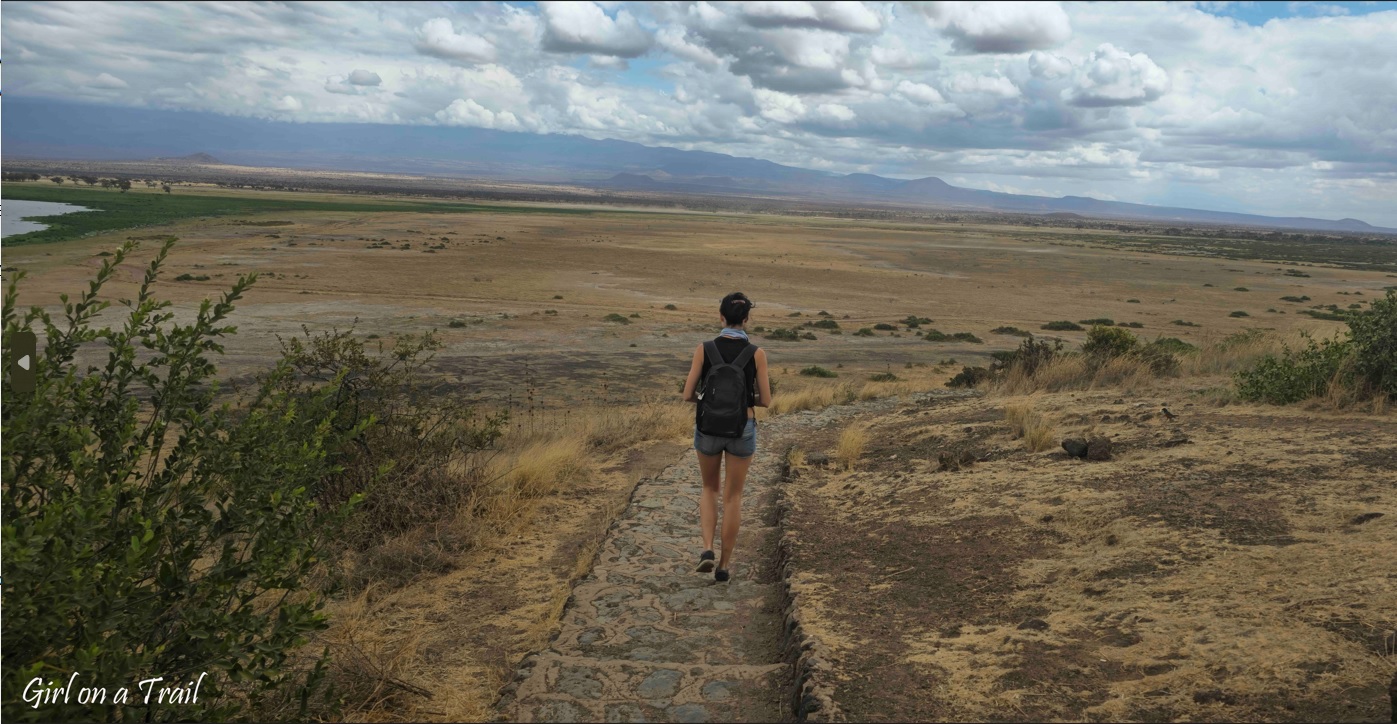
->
[145,180,157,188]
[81,176,99,186]
[50,176,64,185]
[162,183,172,194]
[100,179,115,188]
[28,173,42,181]
[118,179,132,193]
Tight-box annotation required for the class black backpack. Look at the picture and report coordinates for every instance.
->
[697,340,758,438]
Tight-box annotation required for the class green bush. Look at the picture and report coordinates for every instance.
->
[1082,325,1139,364]
[1229,310,1250,318]
[1126,299,1141,303]
[946,366,992,388]
[2,241,357,721]
[1234,287,1249,292]
[1147,337,1198,355]
[1041,320,1084,331]
[1236,291,1397,403]
[1079,317,1115,326]
[873,323,897,331]
[1236,334,1350,404]
[448,318,467,328]
[1347,290,1397,398]
[1280,295,1310,303]
[1117,321,1145,328]
[997,336,1063,377]
[809,319,840,329]
[664,304,678,310]
[868,372,899,382]
[800,365,838,378]
[900,315,932,328]
[764,328,801,341]
[991,326,1031,337]
[923,330,982,343]
[602,313,631,324]
[853,328,875,337]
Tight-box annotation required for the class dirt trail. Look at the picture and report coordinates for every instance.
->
[494,393,951,722]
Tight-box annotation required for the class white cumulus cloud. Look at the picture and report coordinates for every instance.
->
[415,18,497,64]
[916,1,1071,53]
[1067,43,1170,107]
[541,1,652,58]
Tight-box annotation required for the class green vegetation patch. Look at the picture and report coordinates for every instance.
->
[0,184,599,244]
[991,326,1031,337]
[799,365,838,378]
[602,313,631,324]
[1041,320,1084,331]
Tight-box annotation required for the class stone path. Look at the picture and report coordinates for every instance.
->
[495,393,962,723]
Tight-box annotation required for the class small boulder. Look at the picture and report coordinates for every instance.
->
[1087,436,1113,461]
[807,452,830,468]
[1062,438,1088,458]
[1349,512,1384,526]
[1017,618,1050,631]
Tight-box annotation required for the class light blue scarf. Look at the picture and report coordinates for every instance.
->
[719,327,749,341]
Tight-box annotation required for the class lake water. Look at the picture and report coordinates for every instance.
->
[3,199,93,238]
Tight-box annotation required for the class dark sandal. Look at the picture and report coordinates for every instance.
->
[696,550,716,573]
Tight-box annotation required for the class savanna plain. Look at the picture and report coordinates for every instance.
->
[4,180,1394,722]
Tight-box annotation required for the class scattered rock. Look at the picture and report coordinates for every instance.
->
[1062,438,1089,458]
[1349,512,1384,526]
[963,426,974,433]
[938,447,978,471]
[1087,436,1113,461]
[807,452,830,468]
[1040,514,1055,523]
[1114,398,1124,404]
[1162,435,1193,448]
[1193,689,1236,705]
[1101,414,1113,422]
[1017,618,1050,631]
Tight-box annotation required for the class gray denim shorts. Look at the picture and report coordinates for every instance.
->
[694,418,757,458]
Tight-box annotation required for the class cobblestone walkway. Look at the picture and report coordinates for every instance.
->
[495,420,795,723]
[495,394,958,723]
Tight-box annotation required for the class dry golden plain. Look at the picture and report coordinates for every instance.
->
[7,191,1387,408]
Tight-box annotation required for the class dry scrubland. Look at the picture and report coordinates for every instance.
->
[4,184,1394,721]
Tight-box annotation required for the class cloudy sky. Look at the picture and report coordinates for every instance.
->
[5,1,1397,225]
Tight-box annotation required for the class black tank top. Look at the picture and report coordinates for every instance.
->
[698,336,758,424]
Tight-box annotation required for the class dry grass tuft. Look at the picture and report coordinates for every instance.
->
[835,423,870,470]
[769,382,858,414]
[506,438,590,498]
[321,588,434,720]
[786,446,807,470]
[1004,401,1057,452]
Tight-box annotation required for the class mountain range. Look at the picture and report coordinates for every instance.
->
[4,97,1392,234]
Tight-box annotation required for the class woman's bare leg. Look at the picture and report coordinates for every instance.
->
[718,452,753,571]
[697,450,723,552]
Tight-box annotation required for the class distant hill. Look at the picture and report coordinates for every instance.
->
[4,97,1393,234]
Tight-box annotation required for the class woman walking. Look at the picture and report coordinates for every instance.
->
[681,292,772,582]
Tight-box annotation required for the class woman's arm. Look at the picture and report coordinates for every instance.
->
[754,348,773,408]
[681,343,705,403]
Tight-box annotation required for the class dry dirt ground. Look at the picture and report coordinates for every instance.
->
[5,190,1394,721]
[780,384,1396,722]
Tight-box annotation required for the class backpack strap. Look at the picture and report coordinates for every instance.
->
[728,343,758,370]
[702,340,723,368]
